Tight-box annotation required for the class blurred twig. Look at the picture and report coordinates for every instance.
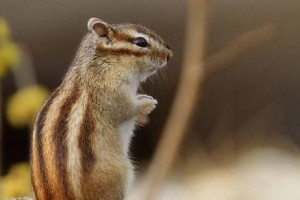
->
[132,1,208,199]
[205,25,280,75]
[131,6,280,200]
[205,25,280,155]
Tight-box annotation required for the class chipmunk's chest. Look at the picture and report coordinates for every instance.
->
[118,119,136,155]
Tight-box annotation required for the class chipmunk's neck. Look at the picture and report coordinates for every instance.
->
[31,70,129,200]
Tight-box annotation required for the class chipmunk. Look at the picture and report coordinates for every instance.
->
[30,18,172,200]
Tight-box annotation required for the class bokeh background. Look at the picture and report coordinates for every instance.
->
[1,0,300,199]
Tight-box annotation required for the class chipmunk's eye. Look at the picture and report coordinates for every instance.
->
[133,37,148,48]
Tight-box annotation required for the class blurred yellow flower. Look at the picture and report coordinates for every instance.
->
[0,17,20,79]
[6,85,49,128]
[0,42,19,78]
[0,162,31,199]
[0,18,9,40]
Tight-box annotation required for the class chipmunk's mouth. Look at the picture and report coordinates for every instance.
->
[138,67,158,82]
[147,67,158,75]
[140,58,169,82]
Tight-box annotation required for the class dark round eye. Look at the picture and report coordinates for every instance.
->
[133,37,148,48]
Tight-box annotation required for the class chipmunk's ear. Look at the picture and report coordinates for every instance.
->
[87,18,110,37]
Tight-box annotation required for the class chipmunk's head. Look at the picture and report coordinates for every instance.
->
[83,18,172,87]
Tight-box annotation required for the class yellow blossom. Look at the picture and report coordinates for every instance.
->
[0,41,20,78]
[0,17,19,79]
[0,162,31,199]
[6,85,49,128]
[0,18,9,40]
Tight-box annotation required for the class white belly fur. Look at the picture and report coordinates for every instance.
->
[118,119,136,156]
[118,119,136,194]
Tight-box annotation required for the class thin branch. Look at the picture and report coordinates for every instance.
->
[131,1,208,199]
[205,25,280,75]
[130,8,280,200]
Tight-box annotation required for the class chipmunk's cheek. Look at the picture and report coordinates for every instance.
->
[138,59,150,71]
[157,59,167,68]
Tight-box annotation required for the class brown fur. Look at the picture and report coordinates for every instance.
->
[31,18,172,200]
[31,88,61,200]
[52,84,80,199]
[78,101,96,177]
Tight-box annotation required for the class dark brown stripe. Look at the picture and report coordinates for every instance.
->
[30,168,38,199]
[113,24,166,45]
[53,85,80,199]
[134,25,166,45]
[33,88,60,200]
[78,102,96,177]
[113,32,132,42]
[96,46,167,60]
[30,143,39,199]
[96,46,146,57]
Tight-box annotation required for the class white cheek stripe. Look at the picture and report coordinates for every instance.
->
[132,32,162,49]
[102,30,162,51]
[106,41,134,49]
[132,32,150,41]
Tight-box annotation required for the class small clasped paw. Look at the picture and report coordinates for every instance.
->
[136,94,158,115]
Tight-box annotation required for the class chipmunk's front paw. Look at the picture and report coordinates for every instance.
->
[136,94,158,115]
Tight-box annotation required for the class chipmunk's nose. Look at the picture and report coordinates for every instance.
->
[167,50,173,62]
[167,54,171,62]
[165,44,173,62]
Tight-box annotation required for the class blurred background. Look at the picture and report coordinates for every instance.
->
[1,0,300,199]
